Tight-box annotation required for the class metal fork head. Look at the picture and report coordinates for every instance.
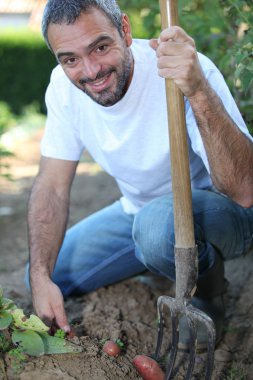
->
[155,295,216,380]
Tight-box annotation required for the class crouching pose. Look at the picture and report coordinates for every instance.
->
[26,0,253,350]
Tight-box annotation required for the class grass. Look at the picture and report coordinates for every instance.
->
[223,362,247,380]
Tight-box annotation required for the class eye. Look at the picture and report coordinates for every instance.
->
[95,45,108,54]
[63,57,78,66]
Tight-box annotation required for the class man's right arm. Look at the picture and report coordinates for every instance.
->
[28,156,78,331]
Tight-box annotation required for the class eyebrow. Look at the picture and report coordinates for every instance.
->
[88,35,114,50]
[56,35,114,61]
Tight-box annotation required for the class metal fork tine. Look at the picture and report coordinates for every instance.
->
[154,296,165,359]
[204,320,216,380]
[165,308,179,380]
[154,298,216,379]
[190,307,215,380]
[185,314,197,380]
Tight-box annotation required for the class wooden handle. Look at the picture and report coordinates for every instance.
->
[160,0,195,248]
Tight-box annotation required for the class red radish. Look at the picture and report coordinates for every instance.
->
[67,328,76,339]
[133,355,165,380]
[103,340,121,357]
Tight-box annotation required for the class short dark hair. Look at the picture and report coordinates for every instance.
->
[42,0,122,50]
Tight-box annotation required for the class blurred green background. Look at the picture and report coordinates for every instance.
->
[0,0,252,177]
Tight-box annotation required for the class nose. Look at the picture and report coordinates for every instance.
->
[81,57,101,80]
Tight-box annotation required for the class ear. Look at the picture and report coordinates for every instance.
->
[121,14,132,47]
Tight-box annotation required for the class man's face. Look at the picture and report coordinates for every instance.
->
[48,9,133,106]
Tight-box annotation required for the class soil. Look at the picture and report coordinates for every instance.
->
[1,127,253,380]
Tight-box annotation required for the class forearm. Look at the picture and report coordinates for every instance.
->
[151,26,253,206]
[188,82,253,207]
[28,177,70,286]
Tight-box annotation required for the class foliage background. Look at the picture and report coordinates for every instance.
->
[0,30,56,114]
[0,0,252,125]
[119,0,253,132]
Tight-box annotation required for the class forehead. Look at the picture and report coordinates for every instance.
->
[47,8,120,53]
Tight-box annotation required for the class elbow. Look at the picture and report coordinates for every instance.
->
[211,173,253,207]
[217,185,253,208]
[237,198,253,209]
[231,191,253,208]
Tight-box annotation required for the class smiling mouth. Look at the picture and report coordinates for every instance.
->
[89,74,110,87]
[81,70,114,93]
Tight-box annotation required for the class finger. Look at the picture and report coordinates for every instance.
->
[41,314,55,328]
[67,327,77,339]
[35,302,55,328]
[157,50,196,71]
[149,38,159,51]
[157,55,184,68]
[160,26,195,46]
[156,41,192,58]
[53,301,71,332]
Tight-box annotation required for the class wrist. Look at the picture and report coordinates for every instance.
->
[187,78,209,102]
[29,266,52,286]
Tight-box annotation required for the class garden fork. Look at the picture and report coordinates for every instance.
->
[154,0,216,378]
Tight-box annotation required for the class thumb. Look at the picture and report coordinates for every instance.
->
[149,38,159,51]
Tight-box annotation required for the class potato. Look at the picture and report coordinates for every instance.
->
[133,355,165,380]
[103,340,121,357]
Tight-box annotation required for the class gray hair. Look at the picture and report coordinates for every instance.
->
[42,0,123,50]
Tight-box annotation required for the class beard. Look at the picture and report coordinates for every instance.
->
[75,49,133,107]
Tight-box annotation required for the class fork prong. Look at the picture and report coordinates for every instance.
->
[187,306,216,380]
[155,299,215,380]
[154,296,165,360]
[165,308,179,380]
[204,319,216,380]
[185,313,197,380]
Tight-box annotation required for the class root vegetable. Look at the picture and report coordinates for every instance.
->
[67,328,76,339]
[103,340,121,357]
[133,355,165,380]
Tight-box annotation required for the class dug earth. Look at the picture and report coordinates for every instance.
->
[1,129,253,379]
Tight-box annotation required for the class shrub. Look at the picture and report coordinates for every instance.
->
[0,29,56,114]
[0,102,15,178]
[119,0,253,131]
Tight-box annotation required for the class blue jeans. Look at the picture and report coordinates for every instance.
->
[25,190,253,297]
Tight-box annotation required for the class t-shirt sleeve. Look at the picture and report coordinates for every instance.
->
[41,69,84,161]
[186,54,253,173]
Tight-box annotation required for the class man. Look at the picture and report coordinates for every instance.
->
[26,0,253,350]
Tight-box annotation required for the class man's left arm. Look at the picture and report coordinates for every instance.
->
[150,26,253,208]
[188,79,253,208]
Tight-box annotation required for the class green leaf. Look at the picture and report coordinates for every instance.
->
[0,311,13,330]
[2,298,17,311]
[54,329,66,339]
[240,69,253,92]
[12,330,45,356]
[11,309,49,332]
[38,332,83,355]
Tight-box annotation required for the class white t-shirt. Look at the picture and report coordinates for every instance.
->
[41,39,251,214]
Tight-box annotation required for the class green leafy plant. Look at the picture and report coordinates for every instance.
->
[0,29,56,114]
[0,287,82,375]
[0,102,14,179]
[54,329,67,339]
[224,362,247,380]
[115,338,125,349]
[7,347,27,374]
[119,0,253,132]
[221,0,253,131]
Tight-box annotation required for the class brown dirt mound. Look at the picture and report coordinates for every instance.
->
[1,128,253,379]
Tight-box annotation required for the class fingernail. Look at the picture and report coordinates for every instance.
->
[62,325,71,333]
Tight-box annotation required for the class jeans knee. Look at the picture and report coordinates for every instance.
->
[132,196,175,278]
[24,263,31,291]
